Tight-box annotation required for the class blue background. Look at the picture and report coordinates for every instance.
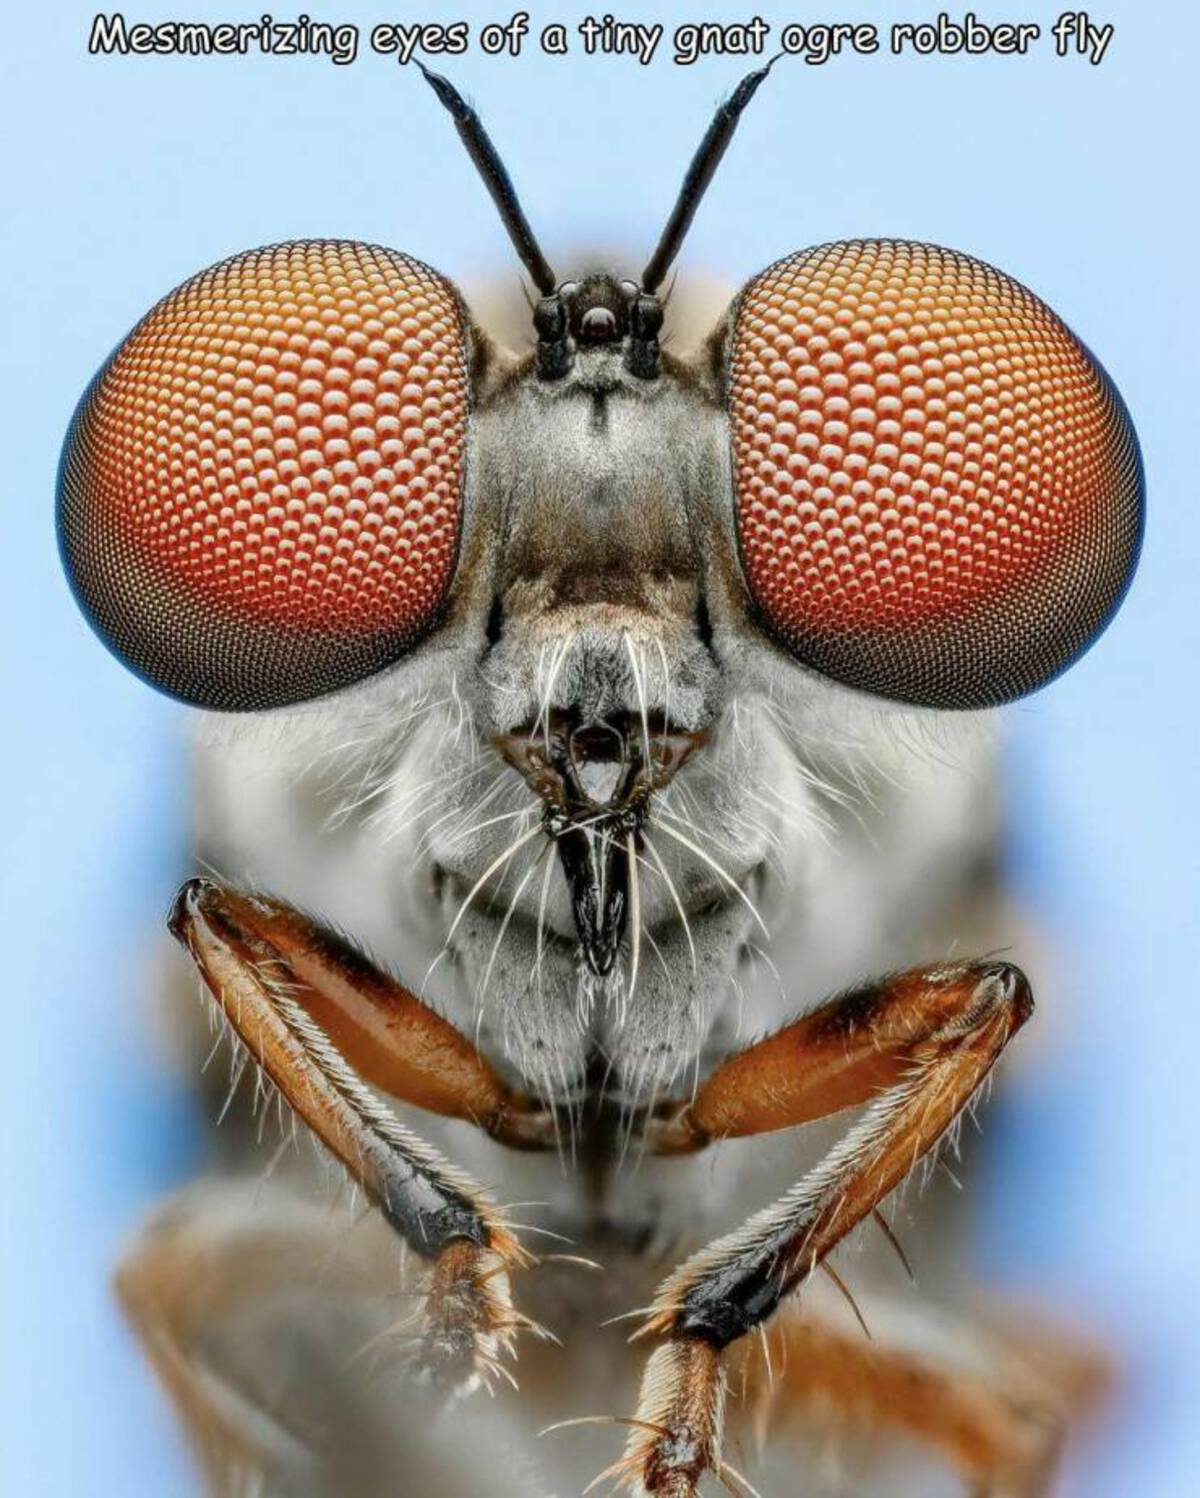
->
[2,2,1195,1491]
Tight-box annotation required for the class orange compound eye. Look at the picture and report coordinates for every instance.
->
[59,241,470,710]
[729,240,1143,708]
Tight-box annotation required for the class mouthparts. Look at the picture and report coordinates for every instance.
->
[492,711,707,979]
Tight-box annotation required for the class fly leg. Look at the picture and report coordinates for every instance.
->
[614,960,1033,1496]
[167,878,558,1394]
[723,1289,1109,1498]
[115,1177,559,1498]
[116,1180,405,1496]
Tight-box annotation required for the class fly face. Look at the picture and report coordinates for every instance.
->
[448,277,747,1087]
[338,264,758,1105]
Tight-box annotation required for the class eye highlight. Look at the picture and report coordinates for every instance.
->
[729,240,1143,708]
[59,241,469,710]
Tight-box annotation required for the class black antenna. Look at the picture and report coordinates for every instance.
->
[641,57,781,295]
[418,64,558,297]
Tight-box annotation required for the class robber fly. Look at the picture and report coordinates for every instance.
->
[58,62,1142,1498]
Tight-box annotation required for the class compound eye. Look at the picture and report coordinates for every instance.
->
[728,241,1143,708]
[59,241,470,710]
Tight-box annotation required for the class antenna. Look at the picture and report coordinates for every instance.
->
[640,57,781,294]
[418,64,559,297]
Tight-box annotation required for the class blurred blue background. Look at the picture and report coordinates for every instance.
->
[2,1,1195,1491]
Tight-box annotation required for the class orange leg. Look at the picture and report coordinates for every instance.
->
[619,961,1033,1496]
[168,877,557,1390]
[725,1294,1107,1498]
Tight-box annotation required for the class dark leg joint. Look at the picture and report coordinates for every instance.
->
[676,1266,783,1351]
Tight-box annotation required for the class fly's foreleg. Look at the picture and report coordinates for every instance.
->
[618,960,1034,1496]
[168,878,558,1393]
